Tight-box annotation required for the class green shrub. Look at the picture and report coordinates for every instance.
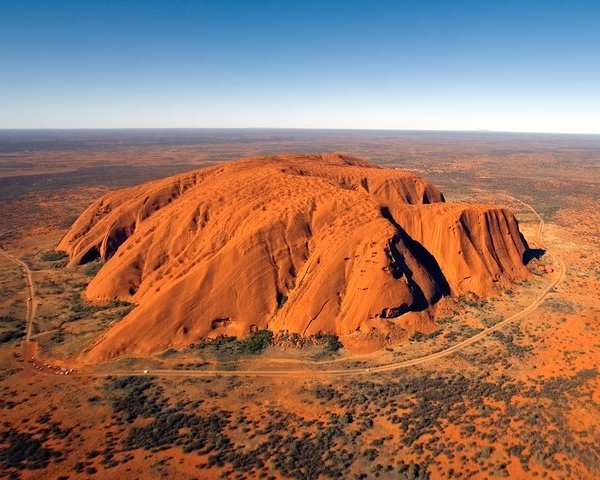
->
[0,428,61,470]
[457,294,488,310]
[313,333,343,352]
[325,335,343,352]
[83,261,105,277]
[0,330,24,343]
[542,298,575,314]
[40,250,68,262]
[0,316,24,327]
[195,331,273,357]
[238,330,273,354]
[410,330,441,342]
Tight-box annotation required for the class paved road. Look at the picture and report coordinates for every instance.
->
[1,194,565,378]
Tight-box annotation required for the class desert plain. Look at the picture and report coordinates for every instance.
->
[0,129,599,479]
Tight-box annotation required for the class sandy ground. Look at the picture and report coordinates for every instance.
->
[1,132,599,479]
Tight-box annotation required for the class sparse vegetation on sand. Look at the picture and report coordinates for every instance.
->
[39,250,68,263]
[1,131,599,480]
[83,260,104,277]
[85,366,599,479]
[190,330,344,363]
[0,316,25,344]
[0,330,24,344]
[194,331,274,359]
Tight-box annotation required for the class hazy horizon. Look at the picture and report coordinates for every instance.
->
[2,127,600,136]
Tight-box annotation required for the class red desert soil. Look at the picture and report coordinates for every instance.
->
[58,153,531,361]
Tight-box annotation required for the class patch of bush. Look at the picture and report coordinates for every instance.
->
[311,385,339,401]
[196,330,274,357]
[0,428,61,470]
[457,294,488,310]
[69,294,133,322]
[490,331,533,358]
[40,251,68,262]
[315,333,343,352]
[0,330,24,343]
[542,298,575,314]
[0,316,23,326]
[105,376,165,423]
[309,333,344,360]
[83,260,105,277]
[410,330,441,342]
[238,329,274,354]
[396,460,430,479]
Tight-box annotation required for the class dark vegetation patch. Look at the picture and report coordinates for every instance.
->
[105,376,166,423]
[193,330,343,361]
[541,298,576,314]
[490,331,533,358]
[313,333,343,353]
[276,291,288,309]
[0,316,23,326]
[456,293,490,310]
[0,316,26,344]
[238,329,274,354]
[0,429,59,471]
[105,376,357,479]
[194,329,273,357]
[39,250,68,263]
[410,330,442,342]
[536,369,597,402]
[83,260,105,277]
[310,333,343,359]
[0,164,198,201]
[68,292,132,322]
[0,413,71,476]
[0,330,24,344]
[307,369,599,477]
[99,367,599,479]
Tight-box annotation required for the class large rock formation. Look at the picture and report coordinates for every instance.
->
[58,153,530,361]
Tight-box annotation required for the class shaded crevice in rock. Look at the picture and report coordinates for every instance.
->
[104,226,131,260]
[80,246,100,264]
[386,237,431,312]
[381,206,451,307]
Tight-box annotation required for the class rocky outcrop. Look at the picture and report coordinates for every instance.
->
[58,153,529,361]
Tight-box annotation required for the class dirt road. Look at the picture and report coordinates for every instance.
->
[0,244,36,346]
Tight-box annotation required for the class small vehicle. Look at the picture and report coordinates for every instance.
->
[143,369,149,374]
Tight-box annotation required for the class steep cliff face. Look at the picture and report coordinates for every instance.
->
[388,203,530,296]
[58,153,530,361]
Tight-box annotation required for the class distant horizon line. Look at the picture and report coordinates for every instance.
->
[1,127,600,136]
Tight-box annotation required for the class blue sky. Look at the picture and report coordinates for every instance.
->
[1,0,599,132]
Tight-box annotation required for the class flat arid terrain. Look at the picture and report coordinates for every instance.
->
[1,130,599,479]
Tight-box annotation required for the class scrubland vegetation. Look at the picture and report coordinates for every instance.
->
[7,365,585,480]
[1,131,599,479]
